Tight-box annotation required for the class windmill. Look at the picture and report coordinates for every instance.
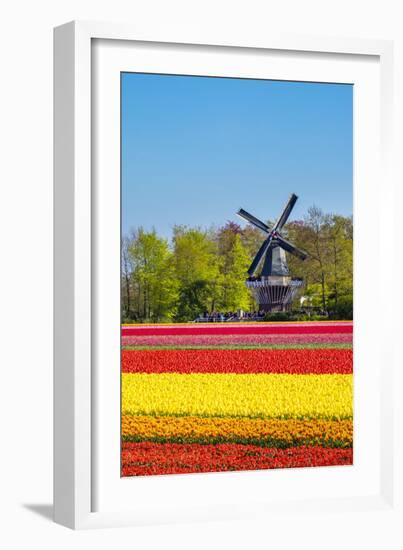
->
[237,193,308,312]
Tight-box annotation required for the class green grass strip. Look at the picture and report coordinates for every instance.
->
[121,434,352,448]
[122,343,352,351]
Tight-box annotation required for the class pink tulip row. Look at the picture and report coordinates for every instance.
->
[121,332,352,347]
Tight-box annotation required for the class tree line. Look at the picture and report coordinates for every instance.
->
[121,206,353,322]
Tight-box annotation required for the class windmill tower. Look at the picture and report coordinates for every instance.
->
[237,193,307,312]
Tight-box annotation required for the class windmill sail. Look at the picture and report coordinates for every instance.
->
[273,193,298,231]
[237,208,270,234]
[247,235,273,276]
[276,235,307,260]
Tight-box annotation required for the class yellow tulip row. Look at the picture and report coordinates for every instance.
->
[122,373,353,419]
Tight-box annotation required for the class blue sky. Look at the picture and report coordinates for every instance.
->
[121,73,352,239]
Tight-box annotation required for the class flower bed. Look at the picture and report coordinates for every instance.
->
[121,348,352,374]
[121,322,353,337]
[122,332,352,347]
[122,415,353,447]
[121,320,353,476]
[122,373,352,419]
[121,442,353,476]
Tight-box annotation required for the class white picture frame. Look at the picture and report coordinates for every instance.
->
[54,20,400,532]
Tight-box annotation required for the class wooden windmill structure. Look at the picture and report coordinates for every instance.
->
[237,193,307,312]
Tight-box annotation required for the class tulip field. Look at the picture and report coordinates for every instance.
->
[121,321,353,476]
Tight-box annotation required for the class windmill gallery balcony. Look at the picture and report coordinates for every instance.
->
[246,276,304,312]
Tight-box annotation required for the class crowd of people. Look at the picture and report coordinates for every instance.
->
[195,310,266,322]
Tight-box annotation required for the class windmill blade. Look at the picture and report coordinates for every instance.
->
[237,208,271,234]
[273,193,298,231]
[275,235,308,260]
[248,236,273,276]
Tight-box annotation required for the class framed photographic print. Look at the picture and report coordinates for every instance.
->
[119,72,354,478]
[54,21,400,532]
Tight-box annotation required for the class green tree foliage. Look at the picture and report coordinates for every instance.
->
[122,209,353,322]
[216,223,252,312]
[121,228,178,322]
[239,224,265,259]
[287,208,353,318]
[172,226,221,321]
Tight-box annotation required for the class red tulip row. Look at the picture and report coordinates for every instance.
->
[122,322,353,337]
[121,441,353,476]
[121,348,352,374]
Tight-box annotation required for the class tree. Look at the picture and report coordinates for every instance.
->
[325,215,353,318]
[216,224,252,311]
[121,236,133,320]
[286,211,353,317]
[172,226,221,320]
[286,207,330,311]
[127,228,178,321]
[240,224,265,260]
